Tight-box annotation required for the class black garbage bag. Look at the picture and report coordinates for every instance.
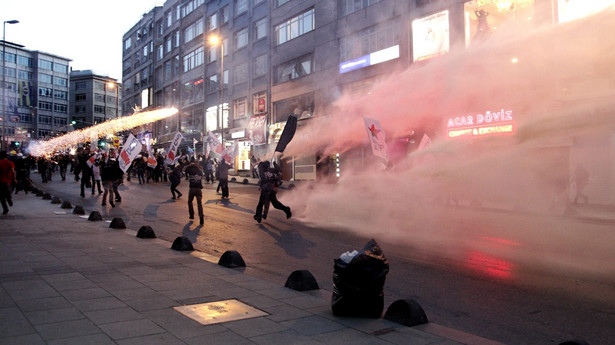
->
[331,239,389,318]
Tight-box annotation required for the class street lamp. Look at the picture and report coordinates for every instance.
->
[208,34,225,147]
[1,19,19,151]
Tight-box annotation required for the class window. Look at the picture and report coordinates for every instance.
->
[175,31,180,48]
[184,18,204,43]
[124,37,132,50]
[236,0,248,16]
[39,73,52,84]
[221,6,230,24]
[95,82,105,91]
[39,59,53,70]
[275,8,314,45]
[233,97,247,119]
[254,0,265,5]
[17,70,32,80]
[54,117,67,126]
[95,94,105,102]
[276,0,291,7]
[254,54,267,77]
[53,104,67,113]
[340,0,383,16]
[340,21,399,62]
[234,63,248,84]
[208,75,219,93]
[208,45,218,63]
[17,56,32,67]
[208,13,218,31]
[255,18,267,41]
[2,67,15,78]
[54,63,68,74]
[75,105,86,113]
[253,91,267,114]
[94,105,105,114]
[183,46,204,72]
[166,11,172,27]
[166,36,172,53]
[76,93,86,101]
[54,77,67,87]
[39,87,52,98]
[75,81,86,90]
[235,28,248,50]
[38,129,53,137]
[38,114,52,123]
[276,54,313,83]
[94,116,105,124]
[54,90,68,100]
[2,52,16,63]
[157,45,164,60]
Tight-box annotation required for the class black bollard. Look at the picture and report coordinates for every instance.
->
[384,299,428,327]
[136,225,156,239]
[51,196,61,204]
[171,236,194,251]
[109,217,126,229]
[88,211,103,221]
[285,270,319,291]
[61,200,72,209]
[218,250,246,268]
[73,205,85,215]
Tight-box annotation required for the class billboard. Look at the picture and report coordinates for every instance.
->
[412,10,450,62]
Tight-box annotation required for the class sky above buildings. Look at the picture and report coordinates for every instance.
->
[2,0,165,80]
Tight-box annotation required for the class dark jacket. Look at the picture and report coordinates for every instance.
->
[216,160,230,180]
[184,163,203,189]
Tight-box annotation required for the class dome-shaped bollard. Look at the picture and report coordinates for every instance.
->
[136,225,156,239]
[61,200,72,209]
[284,270,319,291]
[73,205,85,215]
[87,211,103,221]
[384,299,428,327]
[36,190,44,197]
[218,250,246,268]
[171,236,194,251]
[43,192,52,200]
[109,217,126,229]
[51,196,61,204]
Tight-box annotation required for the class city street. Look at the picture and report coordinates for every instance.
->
[26,170,615,345]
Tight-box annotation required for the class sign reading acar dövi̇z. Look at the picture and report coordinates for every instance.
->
[447,109,515,138]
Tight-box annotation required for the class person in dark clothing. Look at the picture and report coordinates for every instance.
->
[168,165,183,200]
[0,151,17,215]
[58,154,70,181]
[251,155,259,178]
[253,161,291,223]
[100,159,116,207]
[204,157,215,183]
[78,153,93,197]
[184,162,204,224]
[135,156,146,184]
[111,159,123,202]
[216,159,230,198]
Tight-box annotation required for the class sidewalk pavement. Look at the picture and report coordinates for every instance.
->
[0,191,503,345]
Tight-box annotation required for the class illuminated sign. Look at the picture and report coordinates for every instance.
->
[339,45,400,74]
[447,109,515,138]
[412,10,450,62]
[557,0,615,23]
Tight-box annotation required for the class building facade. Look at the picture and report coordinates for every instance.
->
[69,70,121,130]
[122,0,615,202]
[1,42,71,150]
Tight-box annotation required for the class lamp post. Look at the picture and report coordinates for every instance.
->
[1,19,19,151]
[208,35,224,147]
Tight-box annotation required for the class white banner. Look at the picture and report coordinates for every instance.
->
[206,131,224,154]
[165,132,184,164]
[119,134,143,172]
[364,117,388,160]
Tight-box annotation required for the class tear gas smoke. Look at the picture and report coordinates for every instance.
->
[28,107,178,157]
[281,8,615,288]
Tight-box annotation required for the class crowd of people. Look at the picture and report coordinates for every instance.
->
[0,148,292,225]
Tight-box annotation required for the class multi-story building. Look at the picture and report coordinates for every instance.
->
[122,0,615,197]
[1,42,71,150]
[69,70,121,130]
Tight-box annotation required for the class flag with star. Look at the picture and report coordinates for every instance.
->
[364,117,388,160]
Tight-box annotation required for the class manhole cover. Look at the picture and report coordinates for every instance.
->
[174,299,268,325]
